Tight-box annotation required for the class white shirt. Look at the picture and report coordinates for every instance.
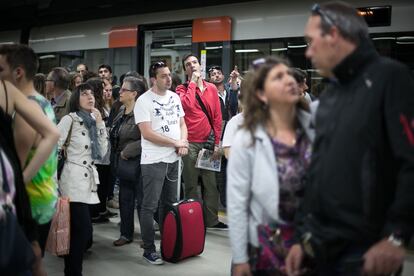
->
[218,89,227,105]
[134,89,185,164]
[222,113,244,148]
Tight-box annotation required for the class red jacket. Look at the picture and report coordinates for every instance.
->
[176,80,222,145]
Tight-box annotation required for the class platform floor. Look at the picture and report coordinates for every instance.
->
[44,211,414,276]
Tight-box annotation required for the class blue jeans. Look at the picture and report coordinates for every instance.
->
[119,173,143,241]
[140,161,178,253]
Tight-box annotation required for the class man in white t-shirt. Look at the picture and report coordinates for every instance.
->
[134,61,188,265]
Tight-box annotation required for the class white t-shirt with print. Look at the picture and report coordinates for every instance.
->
[134,89,185,164]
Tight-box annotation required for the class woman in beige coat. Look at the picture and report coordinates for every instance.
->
[57,83,108,276]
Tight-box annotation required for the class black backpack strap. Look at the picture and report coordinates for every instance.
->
[195,93,214,130]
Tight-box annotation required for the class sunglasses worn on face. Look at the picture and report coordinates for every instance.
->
[311,3,335,27]
[120,88,135,93]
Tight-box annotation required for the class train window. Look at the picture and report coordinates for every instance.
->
[203,42,223,75]
[144,27,192,83]
[232,40,271,73]
[114,47,135,80]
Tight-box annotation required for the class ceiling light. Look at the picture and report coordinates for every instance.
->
[39,55,56,59]
[372,37,395,40]
[287,44,307,49]
[271,48,288,52]
[205,46,223,50]
[161,43,191,47]
[397,36,414,41]
[235,49,259,53]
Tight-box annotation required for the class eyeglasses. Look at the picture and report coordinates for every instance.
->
[120,87,135,93]
[45,78,55,82]
[311,4,334,27]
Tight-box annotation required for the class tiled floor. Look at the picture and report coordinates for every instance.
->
[44,210,414,276]
[44,211,231,276]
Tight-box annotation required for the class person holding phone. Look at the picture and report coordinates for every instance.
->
[57,83,108,276]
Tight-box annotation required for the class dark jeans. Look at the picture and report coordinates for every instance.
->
[140,161,178,253]
[119,173,143,241]
[64,202,92,276]
[90,164,111,217]
[317,245,371,276]
[215,156,227,208]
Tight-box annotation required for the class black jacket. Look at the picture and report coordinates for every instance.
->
[296,38,414,255]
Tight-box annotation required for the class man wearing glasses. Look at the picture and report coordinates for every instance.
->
[135,61,188,265]
[286,2,414,276]
[176,54,228,230]
[46,67,71,124]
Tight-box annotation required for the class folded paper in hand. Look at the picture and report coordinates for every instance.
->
[195,148,221,172]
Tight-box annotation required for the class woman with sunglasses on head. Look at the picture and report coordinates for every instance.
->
[57,83,108,276]
[111,76,146,246]
[227,56,314,276]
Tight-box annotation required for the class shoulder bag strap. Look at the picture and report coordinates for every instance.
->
[195,93,214,130]
[63,115,74,149]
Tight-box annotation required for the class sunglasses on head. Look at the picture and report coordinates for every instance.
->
[311,3,335,27]
[208,66,222,73]
[151,61,166,71]
[250,58,266,70]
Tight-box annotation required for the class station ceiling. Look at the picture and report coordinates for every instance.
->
[0,0,257,32]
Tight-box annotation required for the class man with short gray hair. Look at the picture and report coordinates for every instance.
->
[47,67,71,123]
[286,2,414,276]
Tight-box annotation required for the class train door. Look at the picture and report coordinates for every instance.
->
[138,22,193,86]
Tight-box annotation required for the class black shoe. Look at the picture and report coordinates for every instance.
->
[92,215,110,223]
[207,222,228,230]
[100,209,118,218]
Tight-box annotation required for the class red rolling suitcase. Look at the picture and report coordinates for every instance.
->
[161,199,205,262]
[161,160,206,263]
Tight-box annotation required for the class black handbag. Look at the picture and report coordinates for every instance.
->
[0,149,35,274]
[195,93,215,150]
[57,116,74,180]
[116,155,140,181]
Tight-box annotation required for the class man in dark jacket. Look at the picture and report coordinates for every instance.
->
[286,2,414,276]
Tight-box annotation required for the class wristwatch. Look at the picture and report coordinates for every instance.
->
[388,234,403,247]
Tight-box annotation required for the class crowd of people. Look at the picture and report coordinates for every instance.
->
[1,1,414,276]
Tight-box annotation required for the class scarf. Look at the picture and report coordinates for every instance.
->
[76,110,102,160]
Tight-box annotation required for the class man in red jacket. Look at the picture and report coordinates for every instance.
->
[176,53,227,229]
